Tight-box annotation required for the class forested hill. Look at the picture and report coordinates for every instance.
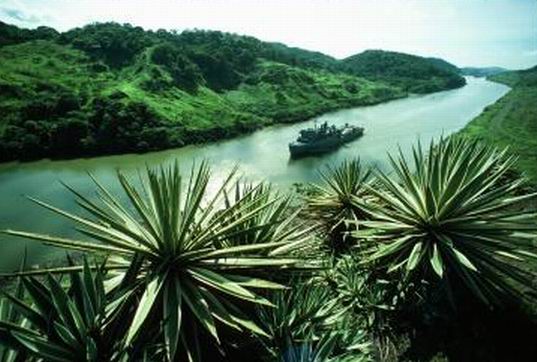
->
[427,57,461,74]
[342,50,466,93]
[0,22,465,161]
[461,66,507,78]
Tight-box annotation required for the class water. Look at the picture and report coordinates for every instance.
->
[0,77,509,272]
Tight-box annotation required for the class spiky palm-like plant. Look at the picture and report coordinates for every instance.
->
[325,256,394,327]
[0,260,121,361]
[307,159,374,249]
[276,332,341,362]
[2,162,316,361]
[256,280,338,357]
[256,279,372,362]
[354,137,537,305]
[324,256,398,361]
[218,183,308,250]
[0,268,28,362]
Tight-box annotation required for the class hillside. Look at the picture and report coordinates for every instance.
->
[0,22,465,161]
[427,56,461,74]
[463,66,537,181]
[342,50,466,93]
[461,66,507,78]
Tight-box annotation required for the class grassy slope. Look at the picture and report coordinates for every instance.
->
[0,41,402,127]
[224,61,402,122]
[463,67,537,181]
[427,57,461,73]
[0,41,108,119]
[0,40,404,159]
[0,23,464,161]
[119,52,402,130]
[0,41,258,133]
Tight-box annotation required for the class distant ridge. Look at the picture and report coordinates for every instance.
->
[461,67,508,77]
[342,50,466,93]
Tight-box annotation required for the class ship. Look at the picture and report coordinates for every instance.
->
[289,122,364,158]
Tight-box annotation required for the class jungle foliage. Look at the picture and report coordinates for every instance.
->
[342,50,466,94]
[1,137,536,361]
[0,21,464,162]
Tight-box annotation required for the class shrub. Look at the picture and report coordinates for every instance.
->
[0,260,124,361]
[2,162,316,361]
[256,278,373,361]
[307,159,375,251]
[354,137,537,306]
[151,43,202,92]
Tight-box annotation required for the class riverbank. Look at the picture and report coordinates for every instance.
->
[0,22,468,163]
[0,77,508,272]
[462,67,537,182]
[0,50,408,163]
[10,80,408,164]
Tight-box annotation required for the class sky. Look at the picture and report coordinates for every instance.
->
[0,0,535,69]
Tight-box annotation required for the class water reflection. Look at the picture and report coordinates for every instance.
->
[0,77,509,271]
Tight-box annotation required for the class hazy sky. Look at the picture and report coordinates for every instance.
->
[1,0,535,69]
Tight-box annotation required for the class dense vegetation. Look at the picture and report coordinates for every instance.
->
[0,21,59,46]
[1,137,536,361]
[460,66,507,77]
[342,50,466,94]
[426,57,461,74]
[0,21,465,162]
[463,65,537,181]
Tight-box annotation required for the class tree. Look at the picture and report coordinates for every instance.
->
[50,118,89,155]
[151,43,202,92]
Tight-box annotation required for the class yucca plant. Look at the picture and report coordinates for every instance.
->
[323,256,397,361]
[324,255,394,327]
[307,159,374,250]
[271,329,372,362]
[256,280,339,359]
[218,183,312,251]
[277,332,340,362]
[354,137,537,305]
[0,261,28,362]
[1,162,315,361]
[0,300,25,362]
[0,259,122,361]
[256,278,372,362]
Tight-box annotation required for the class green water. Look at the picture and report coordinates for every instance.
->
[0,77,509,272]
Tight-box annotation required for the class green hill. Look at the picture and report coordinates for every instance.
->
[0,22,464,161]
[427,56,461,74]
[460,66,507,78]
[342,50,466,93]
[0,21,59,46]
[463,66,537,181]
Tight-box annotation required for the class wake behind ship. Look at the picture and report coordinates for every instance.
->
[289,122,364,158]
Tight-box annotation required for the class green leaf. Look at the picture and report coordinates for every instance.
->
[406,242,423,271]
[224,274,285,289]
[452,247,478,272]
[181,278,220,343]
[163,277,182,361]
[2,230,128,255]
[189,268,273,306]
[12,331,74,362]
[126,273,166,344]
[430,243,444,278]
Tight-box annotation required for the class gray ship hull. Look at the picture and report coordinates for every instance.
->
[289,127,363,158]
